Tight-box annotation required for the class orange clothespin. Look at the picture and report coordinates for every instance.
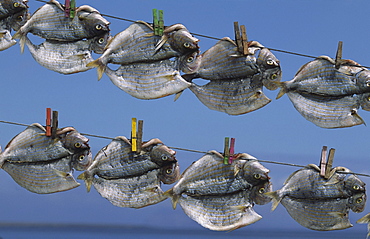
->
[223,137,230,165]
[319,146,328,177]
[335,41,343,69]
[131,118,137,152]
[234,22,249,55]
[228,138,235,164]
[46,108,52,137]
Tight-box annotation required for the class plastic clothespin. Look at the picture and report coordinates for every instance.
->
[223,137,230,165]
[69,0,76,19]
[152,9,164,36]
[324,148,335,179]
[335,41,343,69]
[131,118,137,152]
[228,138,235,164]
[64,0,70,18]
[137,120,143,152]
[46,108,52,137]
[319,146,328,177]
[51,110,58,139]
[234,22,249,55]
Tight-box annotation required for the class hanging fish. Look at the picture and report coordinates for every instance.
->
[78,137,176,191]
[178,191,262,231]
[277,56,370,99]
[87,21,198,80]
[250,180,273,205]
[286,91,365,128]
[0,29,16,50]
[360,93,370,111]
[6,7,28,31]
[181,37,260,81]
[56,126,90,153]
[13,0,110,53]
[24,33,110,74]
[0,123,71,166]
[189,76,271,115]
[105,59,191,100]
[91,168,167,208]
[165,151,270,209]
[0,0,28,20]
[256,47,282,90]
[158,162,180,184]
[265,164,366,211]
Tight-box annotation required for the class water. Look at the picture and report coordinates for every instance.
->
[0,223,365,239]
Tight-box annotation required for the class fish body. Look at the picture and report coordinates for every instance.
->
[13,0,110,52]
[0,0,28,20]
[87,21,182,80]
[105,59,191,99]
[178,191,262,231]
[2,156,79,194]
[287,91,365,128]
[159,162,180,184]
[92,168,167,208]
[256,48,282,90]
[183,37,260,80]
[0,123,71,166]
[189,76,271,115]
[277,57,370,98]
[0,29,16,50]
[281,196,353,231]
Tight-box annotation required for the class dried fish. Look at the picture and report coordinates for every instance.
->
[159,162,180,184]
[256,47,282,90]
[0,0,28,20]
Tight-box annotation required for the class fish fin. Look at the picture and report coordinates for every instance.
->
[163,188,179,209]
[357,213,370,224]
[275,82,287,99]
[68,54,89,61]
[328,212,348,219]
[154,35,168,53]
[86,59,105,80]
[53,169,71,178]
[174,91,183,101]
[264,191,281,211]
[77,172,92,192]
[234,163,242,177]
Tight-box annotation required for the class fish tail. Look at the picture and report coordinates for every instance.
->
[173,91,183,101]
[264,191,281,211]
[86,59,106,80]
[357,213,370,225]
[12,29,26,54]
[163,188,179,209]
[77,172,92,192]
[275,82,287,99]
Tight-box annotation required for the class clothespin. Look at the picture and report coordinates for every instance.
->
[137,120,143,152]
[319,146,328,177]
[131,118,137,152]
[152,9,164,36]
[51,110,58,139]
[69,0,76,19]
[335,41,343,69]
[319,146,336,179]
[45,108,58,138]
[46,108,52,137]
[234,22,249,55]
[325,148,335,179]
[64,0,70,18]
[223,137,230,165]
[229,138,235,164]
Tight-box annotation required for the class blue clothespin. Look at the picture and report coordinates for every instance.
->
[152,9,164,36]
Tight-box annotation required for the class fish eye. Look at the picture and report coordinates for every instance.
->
[186,56,194,63]
[353,185,360,190]
[366,82,370,87]
[267,60,274,65]
[98,38,105,44]
[74,142,82,148]
[367,96,370,101]
[271,74,278,80]
[356,198,363,204]
[183,42,191,48]
[78,155,85,161]
[253,174,261,179]
[95,25,102,30]
[13,2,20,7]
[161,155,168,161]
[17,15,23,21]
[258,188,265,194]
[166,169,173,174]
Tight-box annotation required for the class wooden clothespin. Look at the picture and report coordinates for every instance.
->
[335,41,343,69]
[137,120,143,152]
[319,146,328,177]
[153,9,164,36]
[46,108,52,137]
[234,22,249,55]
[131,118,137,152]
[45,108,58,138]
[325,148,335,179]
[223,137,230,165]
[319,146,336,179]
[51,110,58,139]
[229,138,235,164]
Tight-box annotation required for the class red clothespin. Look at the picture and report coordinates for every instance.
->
[234,22,249,55]
[223,137,230,165]
[335,41,343,69]
[46,108,52,137]
[319,146,328,177]
[228,138,235,164]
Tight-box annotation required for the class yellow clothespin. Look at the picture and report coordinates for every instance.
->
[131,118,137,152]
[223,137,230,165]
[319,146,328,177]
[234,22,249,55]
[335,41,343,69]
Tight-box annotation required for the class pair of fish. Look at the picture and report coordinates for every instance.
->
[0,123,92,194]
[266,164,366,231]
[0,0,28,51]
[277,56,370,128]
[165,150,271,231]
[179,37,282,115]
[78,137,180,208]
[88,21,199,99]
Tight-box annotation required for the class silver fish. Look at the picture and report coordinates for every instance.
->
[277,56,370,99]
[7,7,28,31]
[256,48,282,90]
[2,156,79,194]
[281,196,353,231]
[13,0,110,53]
[286,91,365,128]
[0,123,71,166]
[178,191,262,231]
[266,164,366,211]
[71,149,92,172]
[56,127,90,153]
[87,21,188,80]
[105,59,191,100]
[250,180,273,205]
[189,76,271,115]
[360,93,370,111]
[78,136,176,191]
[166,151,269,209]
[0,0,28,20]
[0,29,16,50]
[182,37,260,80]
[159,162,180,184]
[92,168,167,208]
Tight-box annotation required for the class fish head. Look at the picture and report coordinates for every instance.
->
[8,8,29,31]
[2,0,28,16]
[57,128,90,153]
[242,160,270,186]
[179,50,201,74]
[256,48,282,90]
[353,68,370,92]
[251,181,273,205]
[149,144,177,166]
[344,174,366,194]
[159,162,180,184]
[71,149,93,171]
[360,93,370,111]
[348,193,367,213]
[166,25,199,54]
[90,32,111,54]
[77,7,110,37]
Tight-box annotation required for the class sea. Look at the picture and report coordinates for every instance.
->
[0,223,365,239]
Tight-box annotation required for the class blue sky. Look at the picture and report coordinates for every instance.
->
[1,0,370,236]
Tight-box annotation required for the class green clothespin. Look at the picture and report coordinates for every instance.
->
[158,10,164,36]
[152,9,164,36]
[70,0,76,19]
[223,137,230,165]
